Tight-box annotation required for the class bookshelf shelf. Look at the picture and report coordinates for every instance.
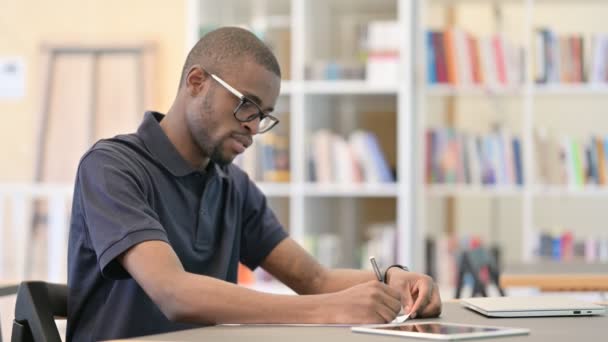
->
[257,182,292,197]
[426,85,524,97]
[252,15,291,30]
[533,84,608,95]
[532,186,608,197]
[301,183,399,198]
[429,0,521,4]
[279,81,293,95]
[425,85,608,97]
[430,0,607,4]
[302,81,399,95]
[426,185,524,197]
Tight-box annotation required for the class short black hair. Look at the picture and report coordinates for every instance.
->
[179,26,281,87]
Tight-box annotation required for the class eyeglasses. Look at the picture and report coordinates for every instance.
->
[208,72,279,134]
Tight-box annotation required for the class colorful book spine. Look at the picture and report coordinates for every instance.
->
[425,127,523,186]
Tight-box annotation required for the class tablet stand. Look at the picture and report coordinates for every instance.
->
[455,247,505,298]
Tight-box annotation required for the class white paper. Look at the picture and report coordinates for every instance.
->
[391,313,410,324]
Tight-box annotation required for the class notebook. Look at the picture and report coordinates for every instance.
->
[461,296,606,317]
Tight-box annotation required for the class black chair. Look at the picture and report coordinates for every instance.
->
[2,284,21,342]
[11,281,67,342]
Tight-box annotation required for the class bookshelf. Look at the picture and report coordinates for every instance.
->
[417,0,608,287]
[188,0,608,292]
[302,81,399,94]
[186,0,418,280]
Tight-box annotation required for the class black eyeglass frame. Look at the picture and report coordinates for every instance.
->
[204,68,280,134]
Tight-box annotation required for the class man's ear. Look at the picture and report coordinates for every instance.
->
[185,65,209,95]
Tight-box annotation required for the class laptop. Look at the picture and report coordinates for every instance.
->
[461,296,606,317]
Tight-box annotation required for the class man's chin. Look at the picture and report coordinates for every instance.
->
[210,152,236,166]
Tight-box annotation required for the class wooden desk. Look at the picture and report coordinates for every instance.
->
[111,302,607,342]
[500,262,608,292]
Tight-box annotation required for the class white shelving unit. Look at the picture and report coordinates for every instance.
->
[186,0,419,270]
[416,0,608,266]
[188,0,608,281]
[301,81,399,95]
[426,185,524,197]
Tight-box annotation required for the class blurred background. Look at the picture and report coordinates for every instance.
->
[2,0,608,339]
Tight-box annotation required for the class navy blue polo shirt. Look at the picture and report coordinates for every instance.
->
[66,111,288,341]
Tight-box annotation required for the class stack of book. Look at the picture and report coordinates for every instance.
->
[366,21,401,83]
[426,29,524,87]
[309,129,395,184]
[425,127,523,186]
[534,28,608,84]
[535,129,608,187]
[533,230,608,262]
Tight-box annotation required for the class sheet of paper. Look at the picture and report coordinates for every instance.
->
[391,313,410,324]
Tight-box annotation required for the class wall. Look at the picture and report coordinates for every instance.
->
[0,0,186,181]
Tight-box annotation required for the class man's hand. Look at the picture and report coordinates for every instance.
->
[385,269,442,319]
[321,280,402,324]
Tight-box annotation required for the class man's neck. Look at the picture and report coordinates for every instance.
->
[160,105,210,170]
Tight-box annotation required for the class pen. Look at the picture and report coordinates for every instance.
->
[370,256,410,323]
[369,256,383,282]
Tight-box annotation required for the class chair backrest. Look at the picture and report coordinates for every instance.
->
[1,284,21,342]
[11,281,67,342]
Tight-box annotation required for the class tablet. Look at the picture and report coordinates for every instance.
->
[351,322,530,340]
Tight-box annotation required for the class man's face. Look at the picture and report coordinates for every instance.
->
[185,59,280,166]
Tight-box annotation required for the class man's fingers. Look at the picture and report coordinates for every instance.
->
[419,285,442,317]
[401,283,415,314]
[384,283,402,300]
[376,298,400,323]
[409,280,432,318]
[374,283,401,315]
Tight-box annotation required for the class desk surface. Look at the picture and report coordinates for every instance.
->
[114,302,607,342]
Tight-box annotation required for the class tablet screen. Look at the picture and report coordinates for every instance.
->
[374,323,500,335]
[352,322,530,340]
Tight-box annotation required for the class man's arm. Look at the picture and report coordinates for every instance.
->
[261,238,442,318]
[119,240,402,325]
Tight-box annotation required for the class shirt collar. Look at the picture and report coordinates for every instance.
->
[137,111,227,179]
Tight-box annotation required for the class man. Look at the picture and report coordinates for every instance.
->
[67,27,441,341]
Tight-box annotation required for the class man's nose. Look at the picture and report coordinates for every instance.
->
[241,117,261,135]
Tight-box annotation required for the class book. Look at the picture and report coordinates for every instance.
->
[426,29,524,87]
[425,127,522,187]
[309,129,394,184]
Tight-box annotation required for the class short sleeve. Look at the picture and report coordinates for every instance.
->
[77,149,169,279]
[239,178,288,270]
